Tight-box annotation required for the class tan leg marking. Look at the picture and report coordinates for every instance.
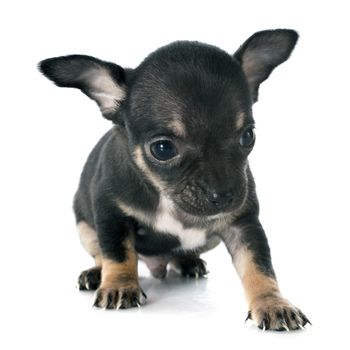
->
[94,240,146,309]
[235,248,308,330]
[100,240,138,290]
[235,248,280,306]
[77,221,102,266]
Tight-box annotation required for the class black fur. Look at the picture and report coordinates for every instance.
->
[40,55,127,121]
[39,30,303,324]
[78,267,101,290]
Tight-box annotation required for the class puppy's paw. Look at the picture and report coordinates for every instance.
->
[247,296,311,331]
[93,286,147,309]
[172,256,208,278]
[78,267,101,291]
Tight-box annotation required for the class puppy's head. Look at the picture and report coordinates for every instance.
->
[39,29,298,217]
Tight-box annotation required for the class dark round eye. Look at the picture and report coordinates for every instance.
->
[239,128,255,147]
[150,139,178,161]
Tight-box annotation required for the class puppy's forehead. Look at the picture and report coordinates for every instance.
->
[129,41,252,136]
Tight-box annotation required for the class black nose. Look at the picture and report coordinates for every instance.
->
[208,190,234,209]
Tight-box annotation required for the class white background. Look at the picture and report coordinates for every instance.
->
[1,0,349,349]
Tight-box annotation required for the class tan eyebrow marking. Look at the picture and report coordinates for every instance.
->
[168,117,186,137]
[235,112,246,130]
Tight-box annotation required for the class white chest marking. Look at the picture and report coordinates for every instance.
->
[154,196,207,250]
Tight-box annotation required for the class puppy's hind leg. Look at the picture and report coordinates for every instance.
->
[170,255,208,278]
[169,237,218,278]
[77,221,102,291]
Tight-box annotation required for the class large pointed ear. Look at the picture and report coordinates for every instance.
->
[39,55,127,121]
[234,29,299,102]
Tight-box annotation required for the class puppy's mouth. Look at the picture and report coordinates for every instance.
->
[172,194,236,217]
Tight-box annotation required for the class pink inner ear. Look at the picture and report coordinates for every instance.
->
[235,30,298,101]
[86,67,126,114]
[240,49,272,85]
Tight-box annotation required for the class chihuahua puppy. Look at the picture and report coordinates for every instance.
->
[39,29,310,331]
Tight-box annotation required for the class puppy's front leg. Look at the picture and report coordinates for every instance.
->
[93,196,146,309]
[95,243,146,309]
[221,216,310,331]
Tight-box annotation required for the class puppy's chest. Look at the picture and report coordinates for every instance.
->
[150,202,207,250]
[119,196,207,251]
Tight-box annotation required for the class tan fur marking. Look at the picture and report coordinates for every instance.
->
[94,255,102,267]
[168,118,186,137]
[133,146,165,191]
[77,221,102,266]
[234,247,306,330]
[234,248,280,307]
[236,112,245,130]
[100,240,139,290]
[117,200,152,225]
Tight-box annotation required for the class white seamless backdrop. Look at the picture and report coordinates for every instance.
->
[1,1,349,349]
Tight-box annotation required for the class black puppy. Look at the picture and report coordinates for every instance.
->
[39,29,310,331]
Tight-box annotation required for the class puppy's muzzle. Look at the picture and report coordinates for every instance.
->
[175,184,235,215]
